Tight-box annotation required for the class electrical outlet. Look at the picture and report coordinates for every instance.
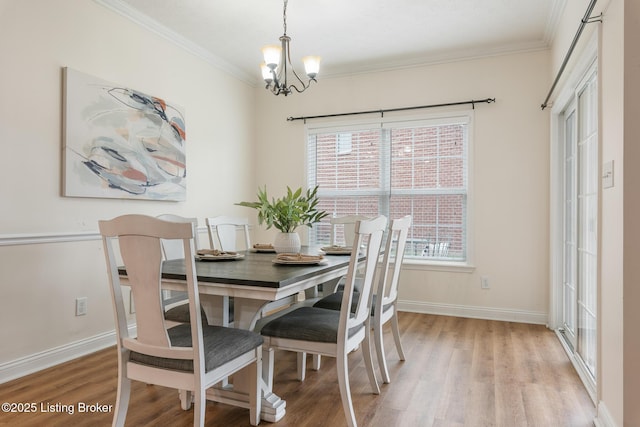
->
[76,297,88,316]
[480,276,490,289]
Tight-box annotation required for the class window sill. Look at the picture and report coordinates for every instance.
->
[401,259,476,273]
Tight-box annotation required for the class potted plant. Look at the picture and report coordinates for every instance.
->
[236,185,328,253]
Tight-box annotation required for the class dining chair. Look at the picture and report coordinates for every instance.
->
[259,215,387,427]
[99,214,263,426]
[205,216,251,252]
[308,216,412,383]
[314,215,372,300]
[329,214,372,247]
[157,214,200,258]
[155,214,210,326]
[371,215,411,383]
[422,240,450,257]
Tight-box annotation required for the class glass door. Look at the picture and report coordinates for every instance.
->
[562,106,577,351]
[560,68,598,389]
[576,72,598,378]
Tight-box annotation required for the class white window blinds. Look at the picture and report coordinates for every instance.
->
[307,113,471,261]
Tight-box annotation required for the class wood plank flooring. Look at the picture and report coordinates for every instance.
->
[0,313,596,426]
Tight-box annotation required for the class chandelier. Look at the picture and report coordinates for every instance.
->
[260,0,320,96]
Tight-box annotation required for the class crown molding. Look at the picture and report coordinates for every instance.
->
[321,41,550,79]
[543,0,568,45]
[93,0,257,86]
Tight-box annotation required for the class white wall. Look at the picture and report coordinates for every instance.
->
[0,0,255,368]
[253,50,551,323]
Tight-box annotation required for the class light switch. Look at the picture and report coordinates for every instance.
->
[603,160,614,189]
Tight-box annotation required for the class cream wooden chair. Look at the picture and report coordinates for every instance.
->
[157,214,200,259]
[205,216,251,252]
[422,240,450,257]
[371,215,411,383]
[309,216,412,383]
[99,214,262,427]
[329,214,372,247]
[259,216,387,427]
[316,214,372,297]
[156,214,208,325]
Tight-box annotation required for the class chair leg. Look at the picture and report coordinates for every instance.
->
[362,328,380,394]
[179,390,193,410]
[249,353,262,426]
[374,317,391,384]
[193,388,206,427]
[112,377,131,427]
[262,346,275,391]
[312,353,321,371]
[391,313,406,361]
[336,351,357,427]
[297,352,307,381]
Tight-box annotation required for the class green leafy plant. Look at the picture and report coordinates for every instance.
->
[236,185,328,233]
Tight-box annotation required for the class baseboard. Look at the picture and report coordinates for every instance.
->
[397,300,548,325]
[0,300,548,385]
[594,401,618,427]
[0,325,136,384]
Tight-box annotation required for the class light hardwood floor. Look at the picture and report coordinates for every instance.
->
[0,313,596,426]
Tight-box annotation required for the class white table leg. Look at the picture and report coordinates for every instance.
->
[199,294,229,326]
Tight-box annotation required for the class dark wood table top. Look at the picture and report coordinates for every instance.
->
[121,247,357,289]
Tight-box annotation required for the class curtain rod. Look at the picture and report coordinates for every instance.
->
[286,97,496,122]
[540,0,601,110]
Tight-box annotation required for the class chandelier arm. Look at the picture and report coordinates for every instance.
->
[284,38,309,91]
[286,67,313,93]
[270,68,281,90]
[287,79,316,94]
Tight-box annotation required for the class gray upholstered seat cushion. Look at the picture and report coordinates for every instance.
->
[164,298,234,324]
[163,302,205,323]
[129,323,262,372]
[313,292,393,315]
[313,291,359,312]
[260,306,364,343]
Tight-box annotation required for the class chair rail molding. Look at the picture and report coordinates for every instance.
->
[0,227,207,246]
[0,231,100,246]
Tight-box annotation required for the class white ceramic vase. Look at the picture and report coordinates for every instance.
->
[273,232,301,254]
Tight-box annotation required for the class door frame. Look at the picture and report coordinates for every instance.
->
[549,29,599,403]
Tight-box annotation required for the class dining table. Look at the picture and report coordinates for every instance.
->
[118,246,359,422]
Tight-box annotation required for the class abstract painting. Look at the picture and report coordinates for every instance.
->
[63,67,186,201]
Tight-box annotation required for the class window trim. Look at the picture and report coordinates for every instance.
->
[305,110,475,269]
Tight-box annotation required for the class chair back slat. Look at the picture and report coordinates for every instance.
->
[156,214,199,260]
[100,215,200,360]
[119,234,168,347]
[378,216,412,306]
[206,216,251,251]
[339,216,387,335]
[330,215,371,247]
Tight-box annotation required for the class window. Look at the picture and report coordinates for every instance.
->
[306,112,471,262]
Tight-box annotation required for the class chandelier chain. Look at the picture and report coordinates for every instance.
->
[283,0,288,35]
